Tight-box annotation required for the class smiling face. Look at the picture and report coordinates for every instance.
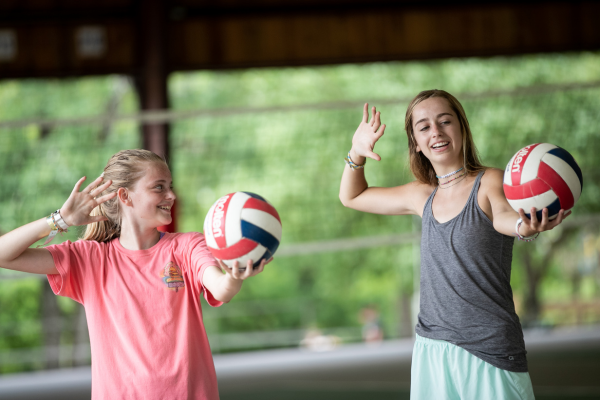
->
[120,162,176,229]
[411,97,463,169]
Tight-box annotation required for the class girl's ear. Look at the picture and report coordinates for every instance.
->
[416,145,421,153]
[117,188,131,205]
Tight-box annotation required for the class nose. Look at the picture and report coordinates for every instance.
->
[431,122,443,137]
[166,188,177,201]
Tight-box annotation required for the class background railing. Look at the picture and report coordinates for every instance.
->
[1,52,600,374]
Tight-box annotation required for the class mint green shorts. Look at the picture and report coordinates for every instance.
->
[411,334,535,400]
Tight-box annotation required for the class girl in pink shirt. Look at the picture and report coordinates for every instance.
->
[0,149,267,399]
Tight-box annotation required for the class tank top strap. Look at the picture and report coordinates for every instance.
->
[422,185,438,220]
[465,170,486,209]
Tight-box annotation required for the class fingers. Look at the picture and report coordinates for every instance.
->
[365,150,381,161]
[377,124,386,137]
[242,259,254,278]
[223,258,268,280]
[550,209,566,226]
[72,176,87,194]
[96,191,118,204]
[223,260,238,278]
[82,176,105,194]
[368,106,376,125]
[253,258,268,274]
[372,111,382,131]
[518,208,530,223]
[362,103,369,123]
[89,214,109,223]
[529,207,540,228]
[547,209,571,230]
[91,179,113,197]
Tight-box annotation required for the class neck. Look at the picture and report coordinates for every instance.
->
[118,221,161,250]
[434,161,464,178]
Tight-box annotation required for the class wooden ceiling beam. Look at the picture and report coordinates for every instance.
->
[0,1,598,79]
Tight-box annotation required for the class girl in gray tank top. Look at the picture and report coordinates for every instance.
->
[418,170,527,372]
[339,89,571,399]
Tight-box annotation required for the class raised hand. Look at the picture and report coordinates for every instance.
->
[517,207,571,236]
[217,258,271,281]
[350,103,387,163]
[59,176,117,227]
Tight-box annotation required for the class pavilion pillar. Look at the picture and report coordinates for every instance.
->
[136,0,176,232]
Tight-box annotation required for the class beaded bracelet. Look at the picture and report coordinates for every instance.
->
[515,217,539,242]
[344,151,365,170]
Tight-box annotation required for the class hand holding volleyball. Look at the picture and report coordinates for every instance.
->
[351,103,387,162]
[204,192,282,271]
[503,143,582,230]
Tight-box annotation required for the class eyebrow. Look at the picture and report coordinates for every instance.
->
[150,179,172,185]
[414,112,454,127]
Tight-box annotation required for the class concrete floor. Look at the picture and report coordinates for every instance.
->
[1,326,599,400]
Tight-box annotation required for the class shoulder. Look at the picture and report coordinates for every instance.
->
[46,239,108,263]
[401,180,436,216]
[165,232,210,250]
[479,168,504,188]
[404,180,435,199]
[54,239,106,251]
[407,179,436,199]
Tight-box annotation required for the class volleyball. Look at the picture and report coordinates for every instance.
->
[203,192,282,270]
[503,143,583,220]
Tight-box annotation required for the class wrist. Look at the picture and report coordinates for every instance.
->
[519,224,536,237]
[349,149,366,165]
[515,217,539,242]
[53,210,70,231]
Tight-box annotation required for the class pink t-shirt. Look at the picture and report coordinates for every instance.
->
[46,232,222,400]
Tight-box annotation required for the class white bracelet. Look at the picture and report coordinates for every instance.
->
[515,217,539,242]
[53,209,70,231]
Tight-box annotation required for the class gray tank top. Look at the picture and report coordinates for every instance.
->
[415,170,528,372]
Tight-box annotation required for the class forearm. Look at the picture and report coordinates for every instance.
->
[204,266,244,303]
[339,151,369,206]
[493,210,536,237]
[0,218,52,263]
[0,217,58,274]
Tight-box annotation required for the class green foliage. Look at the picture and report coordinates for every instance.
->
[1,52,599,370]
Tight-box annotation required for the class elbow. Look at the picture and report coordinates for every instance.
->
[339,194,351,208]
[214,294,233,303]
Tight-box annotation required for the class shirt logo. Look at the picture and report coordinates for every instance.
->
[160,262,185,292]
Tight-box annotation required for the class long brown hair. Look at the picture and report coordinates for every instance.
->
[404,89,485,185]
[81,149,169,242]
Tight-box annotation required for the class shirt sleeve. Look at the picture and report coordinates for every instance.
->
[186,232,223,308]
[45,240,91,305]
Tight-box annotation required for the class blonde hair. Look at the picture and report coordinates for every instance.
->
[404,89,486,186]
[81,149,169,242]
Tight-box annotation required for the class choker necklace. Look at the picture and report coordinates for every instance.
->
[436,167,464,179]
[439,171,467,186]
[438,172,467,189]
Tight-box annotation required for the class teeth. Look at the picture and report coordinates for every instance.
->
[159,206,171,210]
[432,142,449,148]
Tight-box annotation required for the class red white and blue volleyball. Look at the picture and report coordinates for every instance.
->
[503,143,583,220]
[203,192,282,269]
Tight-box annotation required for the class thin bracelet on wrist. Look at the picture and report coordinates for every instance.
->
[515,217,539,242]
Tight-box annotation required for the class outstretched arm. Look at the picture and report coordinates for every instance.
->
[202,258,270,303]
[0,176,116,275]
[485,168,569,237]
[339,103,427,216]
